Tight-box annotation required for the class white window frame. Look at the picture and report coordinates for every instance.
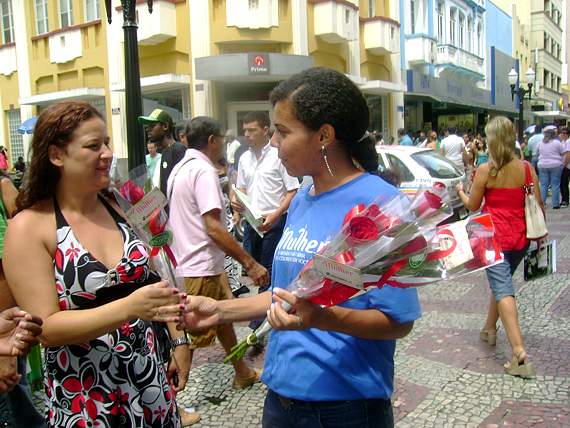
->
[7,109,24,165]
[35,0,49,35]
[458,13,465,49]
[368,0,375,18]
[85,0,100,22]
[59,0,73,28]
[477,22,483,56]
[437,2,444,43]
[0,0,14,45]
[410,0,416,34]
[449,8,456,46]
[467,17,473,52]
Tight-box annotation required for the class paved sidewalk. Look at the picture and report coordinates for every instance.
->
[33,208,570,427]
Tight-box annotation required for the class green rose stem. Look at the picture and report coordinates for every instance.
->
[224,301,292,363]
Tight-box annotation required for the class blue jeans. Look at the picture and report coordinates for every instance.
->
[244,214,286,329]
[0,358,46,428]
[486,247,528,302]
[262,390,394,428]
[538,166,563,208]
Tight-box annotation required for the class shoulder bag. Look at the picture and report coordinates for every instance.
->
[523,161,548,240]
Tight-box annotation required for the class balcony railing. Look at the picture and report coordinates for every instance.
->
[137,1,177,46]
[313,0,358,44]
[226,0,278,29]
[436,44,484,76]
[405,35,436,65]
[0,43,17,76]
[362,17,399,55]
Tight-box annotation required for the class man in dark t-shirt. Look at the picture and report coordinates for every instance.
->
[138,109,186,197]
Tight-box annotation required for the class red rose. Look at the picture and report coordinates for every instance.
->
[343,203,366,225]
[120,180,145,205]
[413,190,443,217]
[148,209,166,235]
[348,217,379,244]
[308,279,359,306]
[399,235,428,257]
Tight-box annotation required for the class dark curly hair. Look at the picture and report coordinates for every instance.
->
[16,101,103,212]
[269,67,378,172]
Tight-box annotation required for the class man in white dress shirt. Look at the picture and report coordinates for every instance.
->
[232,112,299,326]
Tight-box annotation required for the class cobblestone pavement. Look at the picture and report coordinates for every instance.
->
[32,208,569,427]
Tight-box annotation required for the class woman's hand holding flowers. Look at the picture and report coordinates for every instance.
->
[269,288,324,331]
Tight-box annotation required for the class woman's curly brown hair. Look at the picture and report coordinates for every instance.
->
[16,101,103,212]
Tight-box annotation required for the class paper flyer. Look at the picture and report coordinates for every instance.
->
[232,185,265,238]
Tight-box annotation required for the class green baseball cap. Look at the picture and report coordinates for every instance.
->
[138,109,174,128]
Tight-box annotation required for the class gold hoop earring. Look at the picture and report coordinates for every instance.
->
[321,145,334,177]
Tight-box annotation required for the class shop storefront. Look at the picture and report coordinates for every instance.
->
[404,47,518,134]
[195,53,314,133]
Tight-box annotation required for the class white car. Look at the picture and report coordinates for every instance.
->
[376,146,467,221]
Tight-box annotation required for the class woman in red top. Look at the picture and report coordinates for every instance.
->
[456,116,542,378]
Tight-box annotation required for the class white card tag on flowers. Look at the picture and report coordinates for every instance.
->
[313,254,364,290]
[127,187,168,229]
[438,220,474,270]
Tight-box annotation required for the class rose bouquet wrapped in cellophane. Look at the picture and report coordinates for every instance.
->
[112,164,178,288]
[224,188,455,362]
[362,213,503,288]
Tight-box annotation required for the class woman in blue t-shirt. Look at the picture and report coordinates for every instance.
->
[175,68,422,428]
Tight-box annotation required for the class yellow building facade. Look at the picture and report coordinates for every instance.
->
[0,0,404,163]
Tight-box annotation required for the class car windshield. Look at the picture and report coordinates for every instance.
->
[411,151,462,179]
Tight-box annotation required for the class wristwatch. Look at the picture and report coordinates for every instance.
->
[170,335,190,348]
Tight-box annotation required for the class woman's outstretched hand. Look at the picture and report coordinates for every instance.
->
[0,308,43,357]
[127,281,185,322]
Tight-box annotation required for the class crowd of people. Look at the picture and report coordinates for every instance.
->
[383,123,570,209]
[0,66,566,427]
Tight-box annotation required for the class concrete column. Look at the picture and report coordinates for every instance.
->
[12,0,34,159]
[391,93,405,138]
[106,0,128,158]
[291,0,308,55]
[190,0,213,117]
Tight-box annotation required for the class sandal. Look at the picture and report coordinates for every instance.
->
[479,327,497,346]
[504,351,535,378]
[232,368,262,390]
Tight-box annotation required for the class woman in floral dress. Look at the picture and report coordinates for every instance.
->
[3,101,187,427]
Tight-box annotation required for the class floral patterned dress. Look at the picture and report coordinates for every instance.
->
[45,198,180,427]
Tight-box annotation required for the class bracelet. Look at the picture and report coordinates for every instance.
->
[170,335,189,348]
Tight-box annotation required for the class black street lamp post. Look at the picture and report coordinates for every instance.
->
[105,0,154,170]
[508,66,536,145]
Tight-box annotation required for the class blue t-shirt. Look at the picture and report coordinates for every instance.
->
[262,174,422,401]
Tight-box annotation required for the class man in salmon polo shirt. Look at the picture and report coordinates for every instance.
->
[167,116,269,393]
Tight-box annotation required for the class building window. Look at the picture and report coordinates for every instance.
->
[544,70,549,88]
[449,8,456,46]
[59,0,73,28]
[476,22,482,56]
[248,0,258,8]
[437,2,444,42]
[557,76,561,93]
[35,0,49,34]
[7,109,24,165]
[467,17,472,51]
[410,0,416,34]
[0,0,13,45]
[85,0,100,22]
[458,13,465,49]
[368,0,375,18]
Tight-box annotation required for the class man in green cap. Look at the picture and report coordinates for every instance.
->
[138,109,187,197]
